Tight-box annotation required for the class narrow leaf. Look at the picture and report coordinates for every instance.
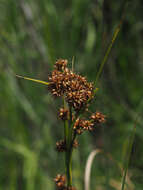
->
[94,0,130,86]
[16,74,49,85]
[121,117,137,190]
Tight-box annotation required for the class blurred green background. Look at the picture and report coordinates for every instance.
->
[0,0,143,189]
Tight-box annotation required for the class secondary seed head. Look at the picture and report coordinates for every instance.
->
[73,118,84,135]
[54,174,66,190]
[56,140,67,152]
[90,111,106,124]
[58,108,69,120]
[54,59,68,71]
[56,139,79,152]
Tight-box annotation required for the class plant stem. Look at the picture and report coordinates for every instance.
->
[66,147,73,186]
[64,106,74,187]
[64,121,72,186]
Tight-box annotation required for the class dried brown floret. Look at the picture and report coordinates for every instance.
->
[55,59,68,71]
[59,108,69,120]
[48,70,65,97]
[90,111,106,124]
[54,174,66,189]
[73,118,95,133]
[73,118,84,135]
[56,139,78,152]
[56,140,67,152]
[81,120,94,131]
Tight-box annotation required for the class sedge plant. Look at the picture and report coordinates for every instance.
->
[16,59,106,190]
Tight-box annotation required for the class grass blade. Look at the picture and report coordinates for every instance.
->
[94,24,121,86]
[121,116,138,190]
[16,74,49,85]
[94,0,130,86]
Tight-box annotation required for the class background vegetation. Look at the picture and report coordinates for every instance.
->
[0,0,143,189]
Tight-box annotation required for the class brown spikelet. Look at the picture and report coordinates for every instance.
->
[54,174,66,189]
[56,139,78,152]
[73,118,84,135]
[58,108,69,120]
[90,111,106,124]
[55,59,68,71]
[56,140,67,152]
[73,118,95,134]
[81,120,94,131]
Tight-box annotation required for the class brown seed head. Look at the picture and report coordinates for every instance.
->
[73,118,95,133]
[55,59,68,71]
[59,108,69,120]
[73,118,84,135]
[48,60,94,112]
[81,120,94,131]
[54,174,66,189]
[56,139,78,152]
[56,140,67,152]
[90,111,106,124]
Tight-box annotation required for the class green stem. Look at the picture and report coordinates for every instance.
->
[64,120,69,146]
[64,103,73,187]
[121,118,137,190]
[66,147,73,187]
[64,119,72,186]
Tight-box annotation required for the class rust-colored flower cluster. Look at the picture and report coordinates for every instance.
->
[48,59,94,112]
[54,174,76,190]
[90,111,106,124]
[73,111,106,135]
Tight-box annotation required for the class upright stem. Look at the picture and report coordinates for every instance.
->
[64,105,73,187]
[66,147,73,186]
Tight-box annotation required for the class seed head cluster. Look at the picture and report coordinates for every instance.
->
[54,174,66,190]
[56,139,78,152]
[58,108,69,121]
[73,112,106,135]
[90,111,106,124]
[48,59,94,112]
[54,174,76,190]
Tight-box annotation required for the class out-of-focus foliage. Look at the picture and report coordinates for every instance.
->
[0,0,143,189]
